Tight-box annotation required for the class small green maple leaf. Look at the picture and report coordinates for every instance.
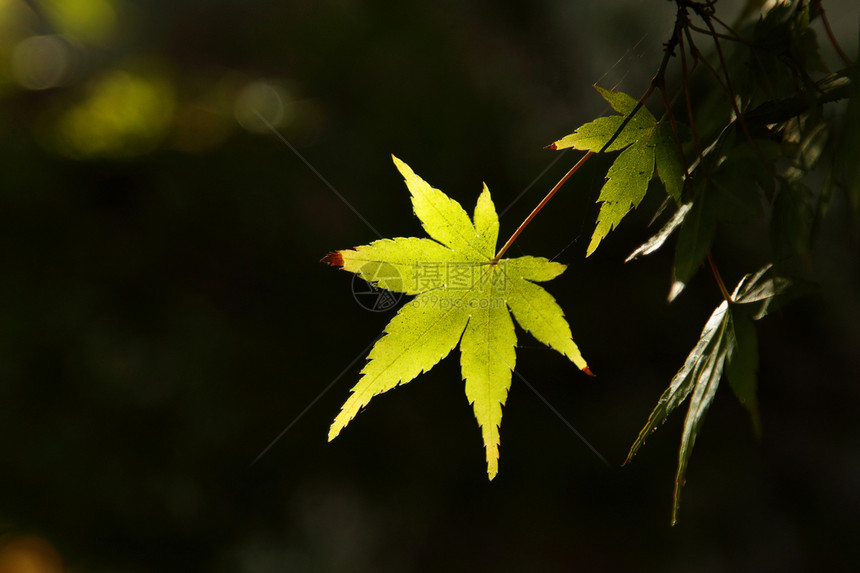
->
[549,86,683,256]
[323,156,590,479]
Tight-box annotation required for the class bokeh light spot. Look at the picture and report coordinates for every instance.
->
[41,0,118,45]
[52,69,175,158]
[11,34,80,89]
[234,80,293,133]
[0,535,63,573]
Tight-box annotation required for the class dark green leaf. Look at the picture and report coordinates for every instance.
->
[783,119,829,181]
[711,178,763,225]
[771,180,814,262]
[727,306,762,437]
[744,97,809,126]
[837,63,860,233]
[670,183,716,302]
[731,263,794,319]
[655,123,685,204]
[790,3,828,75]
[628,265,790,524]
[672,308,730,526]
[626,202,692,262]
[717,139,780,194]
[626,300,732,525]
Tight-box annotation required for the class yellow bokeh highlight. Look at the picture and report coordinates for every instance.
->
[0,0,35,91]
[41,0,118,45]
[54,69,175,158]
[0,0,23,31]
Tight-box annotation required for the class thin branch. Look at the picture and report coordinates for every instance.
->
[594,82,657,156]
[492,84,654,262]
[678,29,706,166]
[493,152,593,262]
[707,252,731,302]
[709,13,747,43]
[700,18,776,176]
[677,8,733,304]
[815,0,852,67]
[492,5,686,262]
[686,21,749,45]
[494,0,759,262]
[679,22,777,181]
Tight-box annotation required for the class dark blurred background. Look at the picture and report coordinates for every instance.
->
[0,1,858,571]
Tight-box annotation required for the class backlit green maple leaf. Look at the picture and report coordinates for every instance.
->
[549,86,683,256]
[323,156,590,479]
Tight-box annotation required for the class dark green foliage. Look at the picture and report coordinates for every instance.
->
[726,304,761,437]
[625,266,790,524]
[773,180,815,261]
[671,182,716,301]
[565,0,857,522]
[838,63,860,234]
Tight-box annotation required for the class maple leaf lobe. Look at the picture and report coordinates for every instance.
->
[321,251,344,267]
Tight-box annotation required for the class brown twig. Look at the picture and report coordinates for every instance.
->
[709,13,747,44]
[493,151,594,262]
[816,0,852,67]
[677,6,734,302]
[491,86,655,263]
[707,251,731,302]
[698,19,776,176]
[492,6,688,262]
[678,30,706,167]
[686,21,748,44]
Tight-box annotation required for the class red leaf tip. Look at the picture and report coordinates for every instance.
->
[583,366,595,377]
[321,251,344,267]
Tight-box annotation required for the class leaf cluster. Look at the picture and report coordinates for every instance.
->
[549,87,683,256]
[323,0,857,524]
[544,0,856,521]
[624,265,790,524]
